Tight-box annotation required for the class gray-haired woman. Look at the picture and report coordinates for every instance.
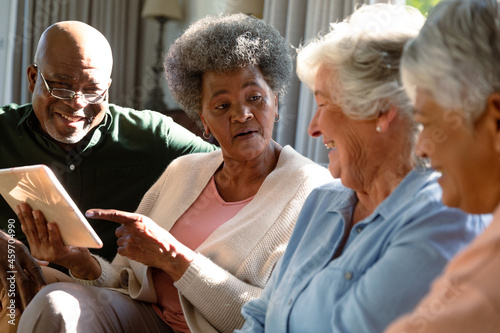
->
[16,14,332,333]
[386,0,500,331]
[238,4,488,332]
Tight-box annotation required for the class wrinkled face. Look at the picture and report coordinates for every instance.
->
[28,56,111,145]
[308,65,375,190]
[200,66,277,162]
[414,89,498,213]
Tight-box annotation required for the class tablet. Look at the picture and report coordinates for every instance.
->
[0,164,103,248]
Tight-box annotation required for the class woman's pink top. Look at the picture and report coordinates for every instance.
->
[152,176,253,332]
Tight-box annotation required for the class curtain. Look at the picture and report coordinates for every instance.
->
[264,0,370,164]
[3,0,146,109]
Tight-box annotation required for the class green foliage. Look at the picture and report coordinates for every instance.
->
[406,0,442,16]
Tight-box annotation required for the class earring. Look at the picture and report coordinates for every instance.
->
[376,125,382,133]
[202,130,212,140]
[275,113,281,123]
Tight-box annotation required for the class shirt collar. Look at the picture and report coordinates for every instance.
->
[324,180,358,213]
[324,168,438,227]
[375,168,439,220]
[17,105,36,131]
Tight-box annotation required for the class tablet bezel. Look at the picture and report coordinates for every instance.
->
[0,164,103,248]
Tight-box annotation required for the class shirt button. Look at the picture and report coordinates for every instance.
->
[356,227,363,234]
[69,164,75,171]
[344,272,353,280]
[288,298,293,305]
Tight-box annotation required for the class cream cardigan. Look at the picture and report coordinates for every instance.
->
[78,146,332,333]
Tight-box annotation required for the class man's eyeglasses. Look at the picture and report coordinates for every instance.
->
[34,64,109,104]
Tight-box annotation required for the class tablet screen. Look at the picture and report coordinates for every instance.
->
[0,164,103,248]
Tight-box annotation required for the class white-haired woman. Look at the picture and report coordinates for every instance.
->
[238,4,489,332]
[386,0,500,331]
[15,14,332,333]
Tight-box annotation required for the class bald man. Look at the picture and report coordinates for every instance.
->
[0,21,216,316]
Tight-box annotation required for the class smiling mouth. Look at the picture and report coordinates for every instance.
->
[58,113,85,122]
[325,141,336,149]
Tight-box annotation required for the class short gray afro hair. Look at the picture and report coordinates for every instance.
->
[164,13,293,126]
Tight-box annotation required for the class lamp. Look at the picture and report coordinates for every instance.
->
[224,0,264,18]
[142,0,182,111]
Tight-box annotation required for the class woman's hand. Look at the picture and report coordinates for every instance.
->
[86,209,195,281]
[16,203,101,280]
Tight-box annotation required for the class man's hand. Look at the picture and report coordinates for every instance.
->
[0,230,46,312]
[16,203,100,280]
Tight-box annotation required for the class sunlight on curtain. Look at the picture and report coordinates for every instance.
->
[0,0,17,106]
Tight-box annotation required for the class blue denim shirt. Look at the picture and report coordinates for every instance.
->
[238,169,489,333]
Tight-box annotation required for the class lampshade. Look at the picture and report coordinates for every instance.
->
[225,0,264,18]
[142,0,183,20]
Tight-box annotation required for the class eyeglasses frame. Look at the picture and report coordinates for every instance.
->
[33,64,110,104]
